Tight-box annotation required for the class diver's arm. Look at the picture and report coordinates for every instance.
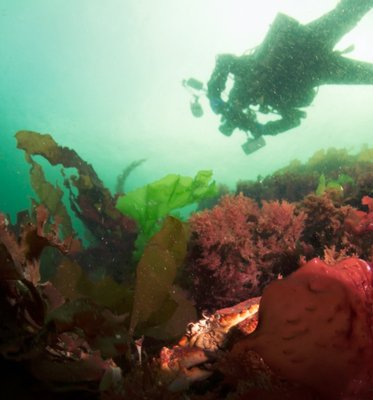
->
[253,109,305,137]
[218,105,305,138]
[258,117,301,136]
[207,54,239,113]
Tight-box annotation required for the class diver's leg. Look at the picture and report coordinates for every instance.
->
[320,55,373,84]
[305,0,373,50]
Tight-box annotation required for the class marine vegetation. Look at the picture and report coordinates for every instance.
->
[237,146,373,206]
[15,130,137,281]
[185,194,305,310]
[116,170,216,259]
[3,131,373,399]
[115,158,146,195]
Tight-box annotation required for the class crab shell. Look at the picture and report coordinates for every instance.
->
[178,297,260,351]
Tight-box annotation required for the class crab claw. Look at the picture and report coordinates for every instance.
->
[167,366,213,392]
[159,346,213,392]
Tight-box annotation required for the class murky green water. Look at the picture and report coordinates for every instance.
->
[1,0,373,221]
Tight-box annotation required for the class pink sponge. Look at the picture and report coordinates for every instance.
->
[239,257,373,399]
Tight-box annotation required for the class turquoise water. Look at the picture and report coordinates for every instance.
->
[1,0,373,221]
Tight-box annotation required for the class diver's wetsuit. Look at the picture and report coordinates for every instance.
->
[207,0,373,138]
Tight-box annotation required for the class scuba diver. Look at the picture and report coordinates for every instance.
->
[184,0,373,154]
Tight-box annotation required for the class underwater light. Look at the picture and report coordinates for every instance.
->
[241,136,266,155]
[190,96,203,118]
[183,77,206,118]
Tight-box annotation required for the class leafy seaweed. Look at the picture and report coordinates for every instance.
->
[51,258,133,315]
[129,216,191,335]
[315,173,354,196]
[116,170,216,258]
[16,130,137,281]
[27,157,74,237]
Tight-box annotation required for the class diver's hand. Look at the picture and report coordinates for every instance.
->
[209,97,226,114]
[219,118,236,136]
[250,122,267,139]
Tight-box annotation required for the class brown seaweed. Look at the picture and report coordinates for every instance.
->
[16,130,137,281]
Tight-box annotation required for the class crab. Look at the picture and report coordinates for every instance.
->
[158,297,260,392]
